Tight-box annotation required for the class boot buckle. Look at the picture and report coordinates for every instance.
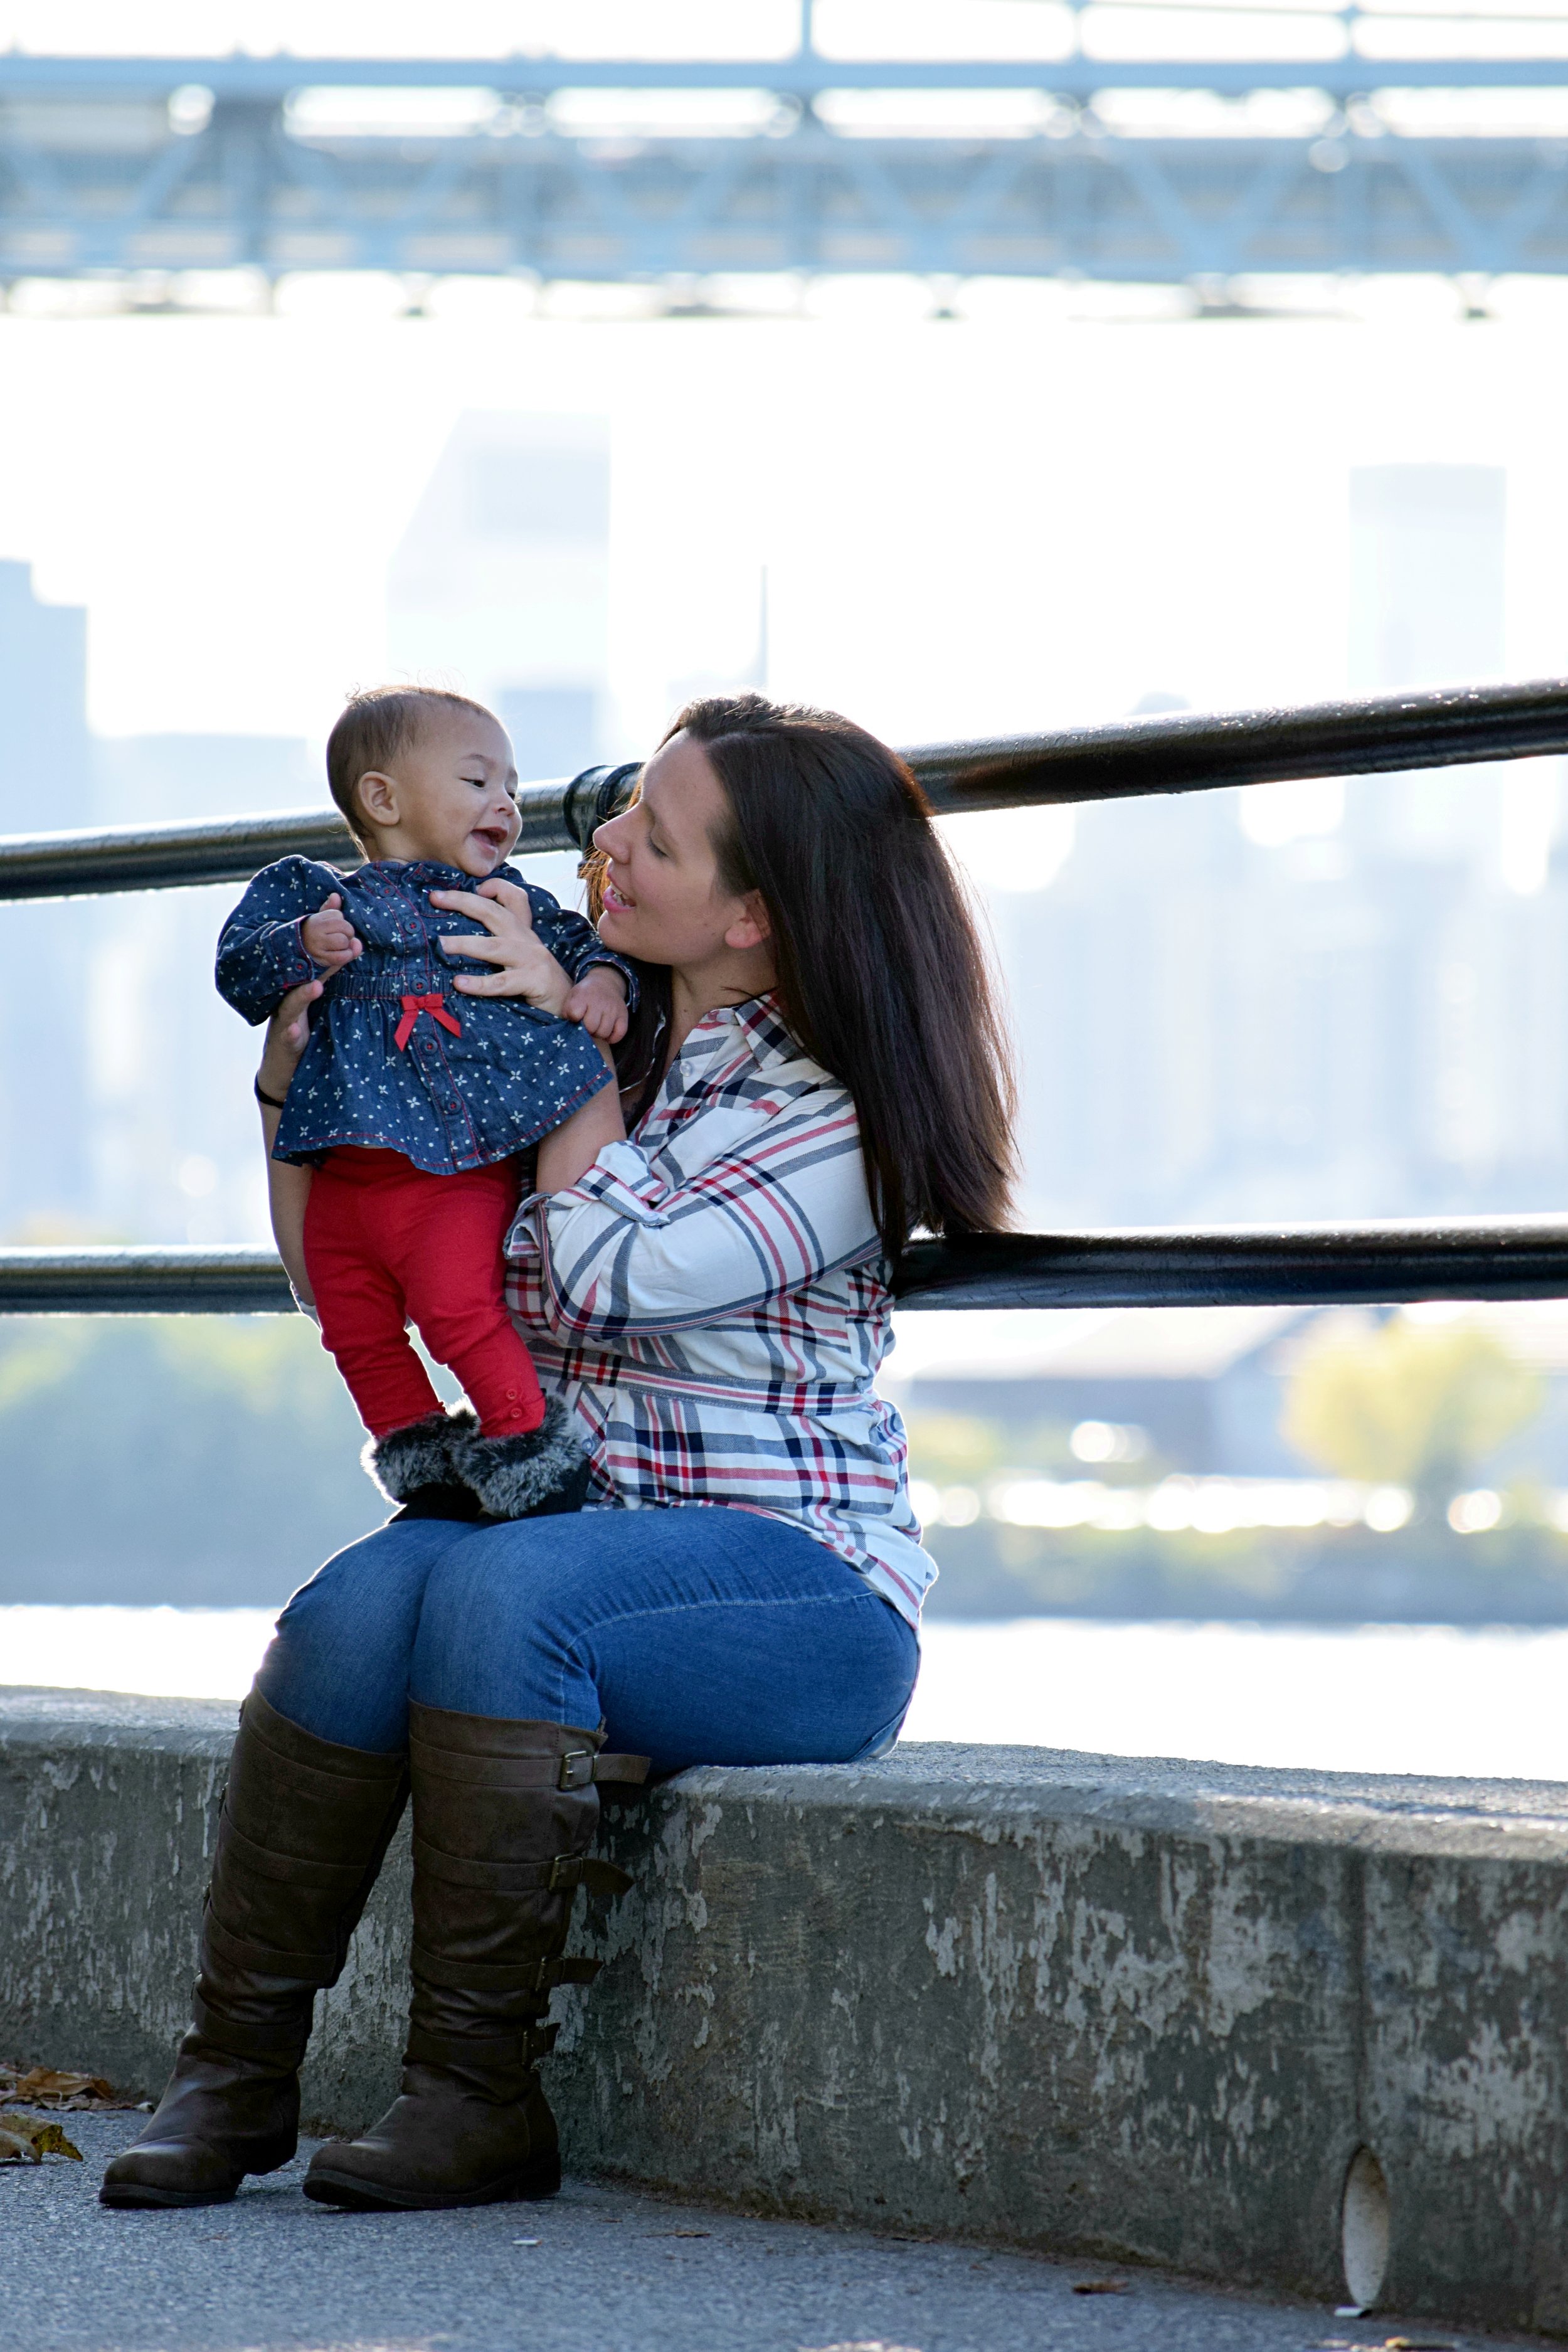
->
[557,1750,595,1790]
[548,1853,633,1897]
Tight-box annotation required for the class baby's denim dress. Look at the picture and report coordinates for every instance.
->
[216,855,635,1175]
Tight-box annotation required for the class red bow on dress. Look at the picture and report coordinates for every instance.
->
[394,993,464,1052]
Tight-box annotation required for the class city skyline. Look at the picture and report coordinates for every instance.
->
[4,385,1568,1247]
[8,300,1568,771]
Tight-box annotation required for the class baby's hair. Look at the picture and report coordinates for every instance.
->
[326,685,499,849]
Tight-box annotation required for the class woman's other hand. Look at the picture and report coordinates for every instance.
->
[432,879,571,1017]
[258,977,323,1101]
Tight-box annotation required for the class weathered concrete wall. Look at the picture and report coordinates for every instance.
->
[3,1687,1567,2334]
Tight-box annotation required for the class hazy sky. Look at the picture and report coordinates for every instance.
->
[7,280,1568,851]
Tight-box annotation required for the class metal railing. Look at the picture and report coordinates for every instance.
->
[8,677,1568,903]
[5,675,1568,1315]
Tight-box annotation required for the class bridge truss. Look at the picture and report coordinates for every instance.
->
[6,29,1568,290]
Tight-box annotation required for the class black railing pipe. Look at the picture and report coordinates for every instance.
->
[896,1216,1568,1311]
[5,677,1568,902]
[0,1246,294,1316]
[7,1217,1568,1316]
[906,676,1568,817]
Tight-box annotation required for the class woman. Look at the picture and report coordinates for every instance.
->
[101,693,1015,2215]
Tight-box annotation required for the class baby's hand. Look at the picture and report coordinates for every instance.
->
[563,964,629,1044]
[300,893,361,972]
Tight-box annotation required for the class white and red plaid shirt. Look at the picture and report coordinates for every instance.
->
[502,993,931,1626]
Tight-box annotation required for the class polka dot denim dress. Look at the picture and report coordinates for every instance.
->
[216,855,636,1174]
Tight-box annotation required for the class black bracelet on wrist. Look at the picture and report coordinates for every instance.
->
[253,1074,290,1111]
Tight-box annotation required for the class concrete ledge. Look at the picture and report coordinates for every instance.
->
[3,1687,1567,2334]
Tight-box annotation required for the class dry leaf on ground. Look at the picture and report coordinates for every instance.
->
[0,2060,120,2111]
[799,2342,924,2351]
[0,2111,83,2163]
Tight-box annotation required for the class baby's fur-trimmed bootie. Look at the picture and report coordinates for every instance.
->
[363,1407,480,1512]
[451,1396,590,1520]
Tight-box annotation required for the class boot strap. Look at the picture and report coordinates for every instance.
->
[191,1988,312,2061]
[219,1809,373,1895]
[204,1904,341,1987]
[411,1746,650,1792]
[405,2020,558,2072]
[411,1835,631,1899]
[241,1687,408,1786]
[412,1942,602,1995]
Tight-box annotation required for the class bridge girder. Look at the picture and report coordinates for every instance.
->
[6,54,1568,286]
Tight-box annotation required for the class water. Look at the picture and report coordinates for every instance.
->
[3,1606,1566,1780]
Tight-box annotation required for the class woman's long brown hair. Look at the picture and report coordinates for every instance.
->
[588,692,1017,1269]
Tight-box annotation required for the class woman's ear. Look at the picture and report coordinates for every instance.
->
[357,770,400,831]
[724,892,773,953]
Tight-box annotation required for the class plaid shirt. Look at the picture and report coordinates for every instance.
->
[502,993,932,1625]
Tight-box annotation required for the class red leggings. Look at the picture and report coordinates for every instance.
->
[302,1147,544,1441]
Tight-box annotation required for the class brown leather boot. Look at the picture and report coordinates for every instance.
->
[100,1689,408,2210]
[302,1704,647,2212]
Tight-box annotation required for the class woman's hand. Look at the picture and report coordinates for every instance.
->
[432,879,571,1017]
[258,976,323,1100]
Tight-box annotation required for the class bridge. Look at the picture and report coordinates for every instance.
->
[9,8,1568,290]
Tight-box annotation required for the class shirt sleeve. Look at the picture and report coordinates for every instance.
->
[524,887,640,1011]
[511,1091,881,1338]
[215,857,342,1027]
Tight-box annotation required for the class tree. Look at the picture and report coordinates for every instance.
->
[1283,1314,1542,1520]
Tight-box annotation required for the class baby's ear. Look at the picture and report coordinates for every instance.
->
[356,769,398,831]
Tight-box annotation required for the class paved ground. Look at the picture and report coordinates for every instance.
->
[6,2112,1536,2352]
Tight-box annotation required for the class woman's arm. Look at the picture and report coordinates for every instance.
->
[535,1044,625,1194]
[521,1086,879,1340]
[256,978,322,1306]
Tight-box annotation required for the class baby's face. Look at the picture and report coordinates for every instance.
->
[368,709,521,876]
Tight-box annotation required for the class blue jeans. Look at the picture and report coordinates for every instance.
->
[255,1503,919,1777]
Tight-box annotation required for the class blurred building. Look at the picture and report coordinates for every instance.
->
[0,567,324,1242]
[887,1298,1568,1483]
[87,734,318,1242]
[388,411,612,781]
[1005,463,1568,1228]
[0,563,95,1236]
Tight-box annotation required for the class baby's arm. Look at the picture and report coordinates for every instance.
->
[563,962,629,1043]
[216,858,348,1025]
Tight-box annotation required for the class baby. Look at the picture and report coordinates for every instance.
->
[216,685,632,1520]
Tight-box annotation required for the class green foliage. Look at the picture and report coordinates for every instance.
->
[904,1410,1078,1486]
[1283,1316,1542,1512]
[903,1411,1009,1486]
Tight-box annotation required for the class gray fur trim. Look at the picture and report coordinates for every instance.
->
[452,1396,588,1519]
[363,1406,479,1502]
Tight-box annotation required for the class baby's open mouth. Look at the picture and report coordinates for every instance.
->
[470,825,509,856]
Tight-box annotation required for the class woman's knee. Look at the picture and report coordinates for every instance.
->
[257,1517,466,1750]
[410,1523,610,1722]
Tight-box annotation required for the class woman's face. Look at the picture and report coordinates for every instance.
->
[593,731,771,981]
